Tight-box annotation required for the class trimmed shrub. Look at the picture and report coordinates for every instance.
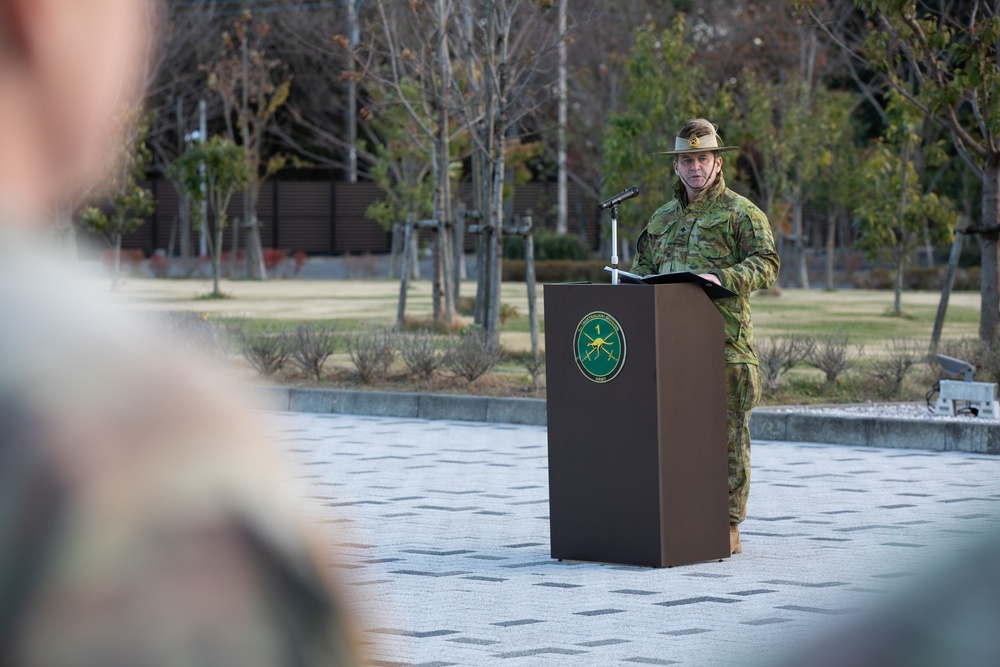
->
[867,338,922,397]
[953,267,981,291]
[808,333,863,385]
[288,323,339,382]
[524,353,545,392]
[504,229,592,261]
[346,327,396,383]
[503,260,609,283]
[853,267,894,290]
[229,321,291,376]
[757,335,816,395]
[445,328,503,383]
[397,330,446,381]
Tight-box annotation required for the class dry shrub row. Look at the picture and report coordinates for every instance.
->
[352,327,504,384]
[756,334,947,397]
[230,320,509,385]
[228,322,339,380]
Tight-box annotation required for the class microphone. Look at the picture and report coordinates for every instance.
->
[597,186,640,210]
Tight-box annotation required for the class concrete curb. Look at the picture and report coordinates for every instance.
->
[252,386,548,427]
[254,386,1000,455]
[750,410,1000,455]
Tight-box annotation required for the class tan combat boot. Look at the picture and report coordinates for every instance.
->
[729,523,742,555]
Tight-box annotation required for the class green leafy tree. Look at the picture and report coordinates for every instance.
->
[169,136,251,298]
[851,0,1000,343]
[603,18,733,260]
[730,67,854,289]
[854,93,959,315]
[363,79,435,232]
[80,108,156,290]
[810,89,865,291]
[730,73,793,237]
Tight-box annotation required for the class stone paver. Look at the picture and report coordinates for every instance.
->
[266,412,1000,666]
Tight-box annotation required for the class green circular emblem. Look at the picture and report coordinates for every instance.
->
[574,311,626,383]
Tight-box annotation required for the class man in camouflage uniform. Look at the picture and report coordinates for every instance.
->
[630,118,779,555]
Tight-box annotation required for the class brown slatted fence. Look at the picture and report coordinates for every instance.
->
[119,178,601,256]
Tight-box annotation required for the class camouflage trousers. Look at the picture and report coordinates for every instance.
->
[727,362,761,524]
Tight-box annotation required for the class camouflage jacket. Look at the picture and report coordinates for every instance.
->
[0,226,361,667]
[630,175,779,365]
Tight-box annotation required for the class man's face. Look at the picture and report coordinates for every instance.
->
[674,151,722,192]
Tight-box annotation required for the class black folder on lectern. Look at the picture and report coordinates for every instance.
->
[604,267,736,300]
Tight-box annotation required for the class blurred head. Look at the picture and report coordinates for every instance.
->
[0,0,152,217]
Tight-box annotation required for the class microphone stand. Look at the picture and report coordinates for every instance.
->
[610,203,619,285]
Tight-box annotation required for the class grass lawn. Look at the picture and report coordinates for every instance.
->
[107,277,981,347]
[105,276,985,405]
[751,289,981,345]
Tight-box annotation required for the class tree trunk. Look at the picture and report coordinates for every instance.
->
[396,214,413,330]
[243,180,266,280]
[440,223,454,323]
[410,230,421,279]
[894,239,904,316]
[245,215,266,279]
[175,99,191,261]
[214,221,224,297]
[112,234,122,290]
[474,223,489,327]
[930,225,965,354]
[346,0,359,183]
[488,154,505,341]
[825,208,836,291]
[921,218,934,267]
[793,185,809,289]
[438,0,457,326]
[432,226,443,322]
[555,0,567,234]
[893,138,910,317]
[240,32,267,281]
[488,58,508,344]
[167,213,178,260]
[435,0,454,324]
[980,155,1000,345]
[390,222,402,278]
[178,190,191,260]
[453,203,466,303]
[525,219,539,362]
[230,216,240,278]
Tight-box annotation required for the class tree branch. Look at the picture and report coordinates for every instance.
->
[949,126,985,179]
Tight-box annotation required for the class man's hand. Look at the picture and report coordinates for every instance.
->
[697,273,721,286]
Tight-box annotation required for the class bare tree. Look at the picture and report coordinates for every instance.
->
[355,0,460,324]
[143,1,230,261]
[450,0,563,341]
[206,11,292,280]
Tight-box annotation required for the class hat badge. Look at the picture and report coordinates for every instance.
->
[688,136,701,148]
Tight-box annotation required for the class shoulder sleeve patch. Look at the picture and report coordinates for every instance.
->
[636,230,649,257]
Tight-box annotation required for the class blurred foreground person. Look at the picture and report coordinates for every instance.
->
[771,529,1000,667]
[0,1,361,665]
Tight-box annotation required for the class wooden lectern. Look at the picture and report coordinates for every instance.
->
[544,282,729,567]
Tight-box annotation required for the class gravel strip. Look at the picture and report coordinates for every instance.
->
[762,401,999,422]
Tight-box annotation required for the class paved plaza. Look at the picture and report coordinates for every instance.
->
[265,412,1000,666]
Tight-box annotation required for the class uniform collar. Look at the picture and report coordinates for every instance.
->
[675,173,727,210]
